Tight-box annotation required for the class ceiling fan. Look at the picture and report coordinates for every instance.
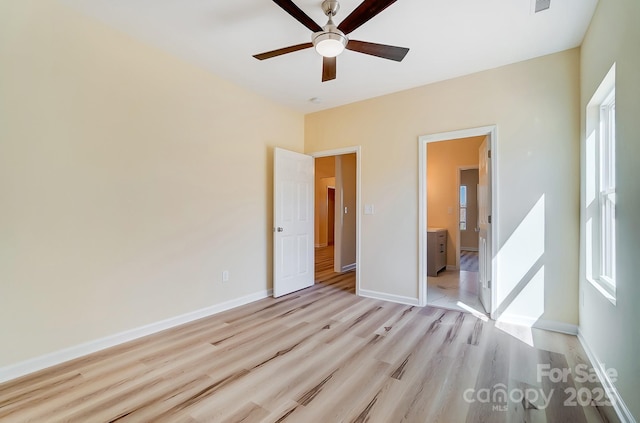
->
[253,0,409,82]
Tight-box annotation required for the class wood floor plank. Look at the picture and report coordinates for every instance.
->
[281,358,391,422]
[421,322,488,422]
[352,312,458,422]
[539,349,589,423]
[35,344,219,422]
[0,246,616,422]
[465,320,512,423]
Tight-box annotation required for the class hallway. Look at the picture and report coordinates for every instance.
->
[315,245,355,293]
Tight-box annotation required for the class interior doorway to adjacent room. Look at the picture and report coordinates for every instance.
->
[419,126,496,317]
[313,152,358,292]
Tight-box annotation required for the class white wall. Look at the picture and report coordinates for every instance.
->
[0,1,303,369]
[306,49,581,325]
[579,0,640,420]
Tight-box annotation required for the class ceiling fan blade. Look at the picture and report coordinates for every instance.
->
[337,0,397,35]
[346,40,409,62]
[253,42,313,60]
[273,0,323,32]
[322,56,337,82]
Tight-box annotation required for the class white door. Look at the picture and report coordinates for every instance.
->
[273,148,314,297]
[478,138,492,314]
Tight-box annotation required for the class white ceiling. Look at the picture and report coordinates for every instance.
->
[61,0,598,113]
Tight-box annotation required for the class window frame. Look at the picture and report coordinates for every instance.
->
[597,90,616,294]
[584,63,616,303]
[459,185,467,230]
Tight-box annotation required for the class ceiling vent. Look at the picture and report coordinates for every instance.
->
[533,0,551,13]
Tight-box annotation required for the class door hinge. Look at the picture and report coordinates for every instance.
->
[487,279,492,289]
[488,215,492,224]
[488,150,492,159]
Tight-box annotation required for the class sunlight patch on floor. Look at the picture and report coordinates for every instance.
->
[495,320,534,347]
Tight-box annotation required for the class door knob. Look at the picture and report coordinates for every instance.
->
[276,227,284,232]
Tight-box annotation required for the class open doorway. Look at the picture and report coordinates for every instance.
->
[273,147,360,298]
[424,138,483,314]
[418,126,496,317]
[313,150,359,294]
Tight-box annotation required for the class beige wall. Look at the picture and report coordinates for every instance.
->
[306,48,580,325]
[314,157,335,247]
[335,154,357,270]
[0,1,303,368]
[579,0,640,419]
[427,136,483,266]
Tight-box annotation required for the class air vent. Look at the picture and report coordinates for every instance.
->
[533,0,551,13]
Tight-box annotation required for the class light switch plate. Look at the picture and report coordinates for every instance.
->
[364,204,375,215]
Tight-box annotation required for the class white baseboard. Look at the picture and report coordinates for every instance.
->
[577,331,636,423]
[496,314,578,335]
[341,263,356,272]
[446,265,459,271]
[359,288,420,306]
[535,318,579,335]
[0,289,272,384]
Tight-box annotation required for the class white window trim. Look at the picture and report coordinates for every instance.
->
[585,63,616,304]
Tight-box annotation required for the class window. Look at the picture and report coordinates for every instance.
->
[585,63,616,302]
[460,185,467,230]
[599,90,616,287]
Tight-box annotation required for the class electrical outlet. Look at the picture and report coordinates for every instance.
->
[222,270,229,282]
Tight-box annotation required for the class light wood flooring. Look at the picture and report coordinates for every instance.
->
[0,247,618,422]
[427,268,485,315]
[460,251,479,272]
[427,251,484,314]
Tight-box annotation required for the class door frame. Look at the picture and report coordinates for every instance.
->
[457,165,480,269]
[418,126,498,318]
[311,146,361,297]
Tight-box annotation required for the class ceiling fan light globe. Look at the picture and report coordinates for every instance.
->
[312,30,347,57]
[316,39,345,57]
